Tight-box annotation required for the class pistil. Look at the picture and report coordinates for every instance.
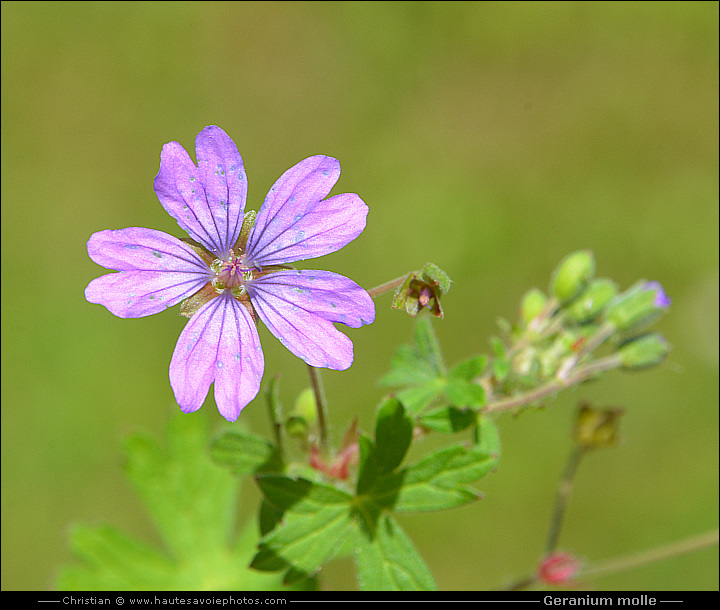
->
[211,249,254,295]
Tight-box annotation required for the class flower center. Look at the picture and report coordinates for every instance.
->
[210,249,254,296]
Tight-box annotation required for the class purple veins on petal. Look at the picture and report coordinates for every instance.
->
[249,270,375,328]
[154,126,247,258]
[244,155,368,266]
[248,270,374,371]
[169,293,264,422]
[85,228,212,318]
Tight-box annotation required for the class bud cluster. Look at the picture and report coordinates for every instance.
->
[488,251,671,407]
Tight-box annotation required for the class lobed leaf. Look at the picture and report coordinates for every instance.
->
[123,412,238,561]
[354,513,437,591]
[252,476,354,575]
[413,316,445,376]
[419,405,478,434]
[56,524,174,591]
[449,354,488,381]
[58,412,297,591]
[210,430,283,477]
[374,397,413,474]
[371,444,490,512]
[444,378,486,409]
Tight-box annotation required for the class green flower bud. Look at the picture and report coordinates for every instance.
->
[564,278,619,323]
[521,288,548,325]
[550,250,596,304]
[617,333,670,370]
[284,415,309,438]
[605,281,671,333]
[293,387,319,427]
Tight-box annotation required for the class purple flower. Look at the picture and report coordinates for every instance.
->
[86,126,375,421]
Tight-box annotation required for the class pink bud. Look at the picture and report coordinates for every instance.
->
[537,552,580,586]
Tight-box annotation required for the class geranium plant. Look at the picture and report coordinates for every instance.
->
[61,127,715,592]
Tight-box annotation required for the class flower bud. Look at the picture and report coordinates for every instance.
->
[564,278,618,324]
[605,281,671,333]
[573,402,624,449]
[284,387,319,438]
[617,333,670,370]
[521,288,548,325]
[550,250,596,304]
[538,552,580,587]
[293,387,319,427]
[284,415,309,438]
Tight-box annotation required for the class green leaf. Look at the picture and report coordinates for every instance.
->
[419,406,478,434]
[379,345,438,387]
[374,398,413,474]
[382,320,490,415]
[396,378,447,414]
[210,430,283,476]
[370,444,495,512]
[371,469,480,513]
[256,475,352,513]
[252,476,354,575]
[449,355,488,381]
[57,412,298,591]
[444,378,486,409]
[491,338,511,382]
[354,513,437,591]
[474,415,502,458]
[357,399,413,495]
[492,360,511,381]
[56,524,174,591]
[122,412,238,560]
[413,316,445,375]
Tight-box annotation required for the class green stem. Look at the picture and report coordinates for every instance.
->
[579,529,719,580]
[578,321,617,356]
[367,274,408,299]
[307,364,329,449]
[501,575,537,591]
[265,374,284,459]
[546,446,586,554]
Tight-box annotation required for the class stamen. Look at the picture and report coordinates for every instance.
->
[211,250,254,295]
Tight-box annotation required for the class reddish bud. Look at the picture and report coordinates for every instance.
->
[538,552,580,586]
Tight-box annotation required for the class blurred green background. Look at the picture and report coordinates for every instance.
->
[2,1,717,591]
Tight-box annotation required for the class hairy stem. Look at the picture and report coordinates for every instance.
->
[580,529,719,580]
[307,364,329,449]
[546,446,586,554]
[367,274,408,299]
[265,374,284,459]
[502,575,537,591]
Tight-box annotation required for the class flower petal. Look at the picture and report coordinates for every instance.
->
[153,126,247,257]
[249,270,375,327]
[169,293,264,422]
[244,155,368,266]
[249,271,372,370]
[85,228,211,318]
